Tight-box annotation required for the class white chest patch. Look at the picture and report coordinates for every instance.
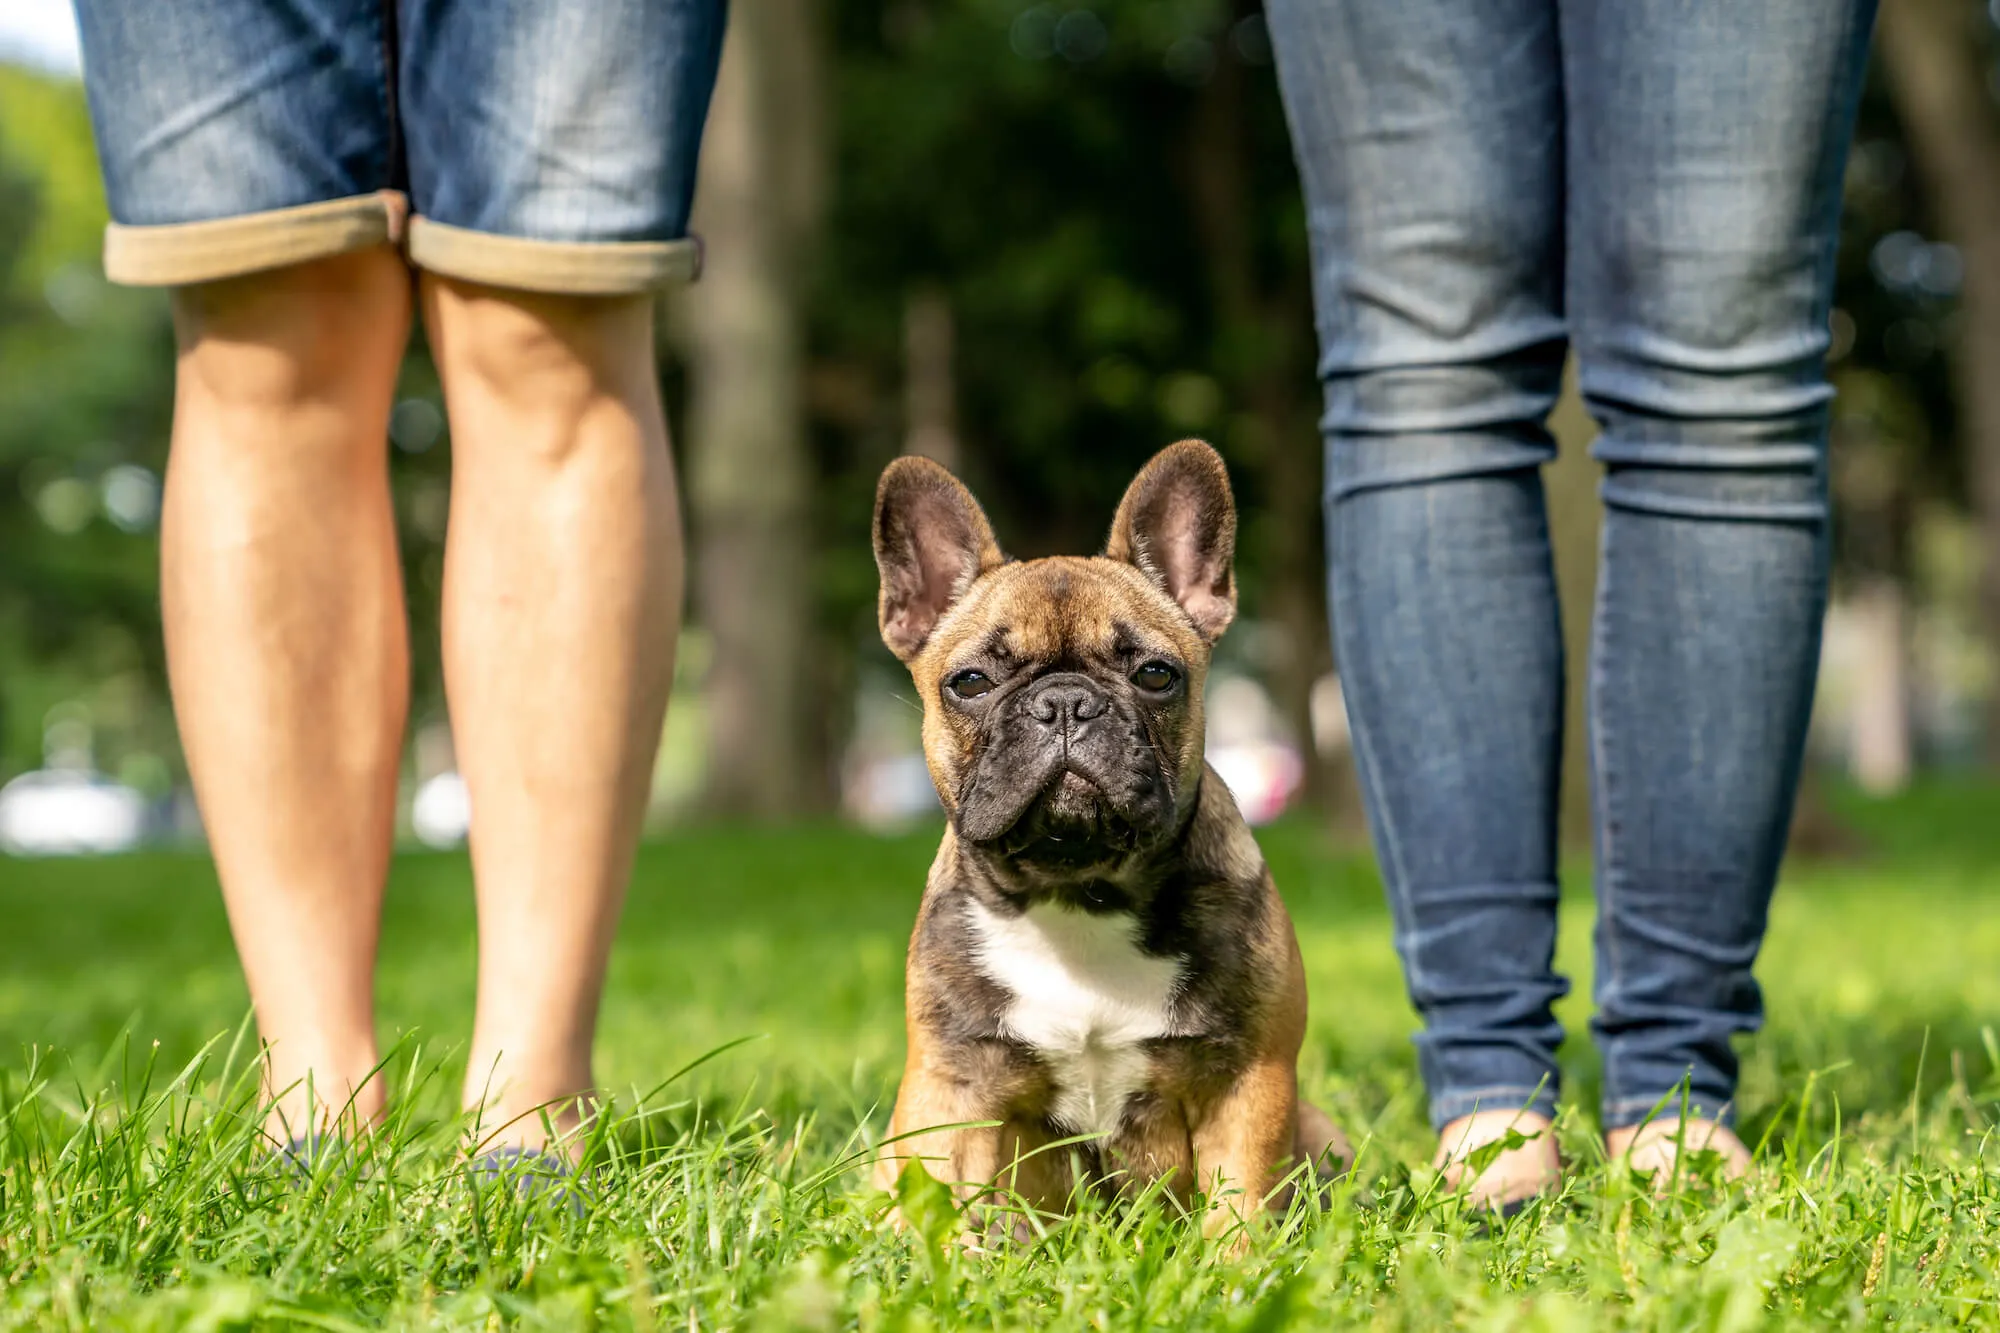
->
[965,899,1184,1140]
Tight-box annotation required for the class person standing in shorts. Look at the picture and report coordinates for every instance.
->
[72,0,726,1169]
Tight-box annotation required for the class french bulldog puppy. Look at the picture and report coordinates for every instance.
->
[870,440,1349,1242]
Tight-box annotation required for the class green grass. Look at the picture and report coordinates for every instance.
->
[3,784,2000,1329]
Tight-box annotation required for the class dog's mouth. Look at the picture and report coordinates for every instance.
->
[992,770,1140,869]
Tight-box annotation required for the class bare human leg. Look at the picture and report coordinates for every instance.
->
[421,277,682,1153]
[165,246,413,1142]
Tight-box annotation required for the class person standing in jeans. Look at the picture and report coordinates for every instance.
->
[71,0,726,1176]
[1264,1,1878,1208]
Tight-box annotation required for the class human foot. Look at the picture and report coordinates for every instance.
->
[1434,1108,1561,1212]
[1604,1116,1751,1189]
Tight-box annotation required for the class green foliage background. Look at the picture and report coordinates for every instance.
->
[0,4,1985,792]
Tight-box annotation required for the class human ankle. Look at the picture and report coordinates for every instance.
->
[1435,1109,1562,1206]
[263,1068,385,1146]
[462,1062,596,1154]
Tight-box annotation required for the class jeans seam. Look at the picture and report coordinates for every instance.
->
[1589,519,1623,1117]
[1330,486,1421,1002]
[1329,479,1461,1119]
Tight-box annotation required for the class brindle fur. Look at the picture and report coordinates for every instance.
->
[870,441,1350,1244]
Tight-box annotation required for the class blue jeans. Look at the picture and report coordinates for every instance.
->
[74,0,725,290]
[1266,0,1877,1131]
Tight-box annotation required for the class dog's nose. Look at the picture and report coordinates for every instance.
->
[1029,673,1109,727]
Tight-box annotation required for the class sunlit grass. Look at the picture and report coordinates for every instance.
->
[2,784,1997,1328]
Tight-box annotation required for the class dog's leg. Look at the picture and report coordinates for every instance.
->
[1102,1098,1196,1209]
[982,1118,1078,1245]
[1190,1058,1301,1250]
[876,1067,1001,1197]
[1295,1099,1354,1183]
[880,1070,1074,1246]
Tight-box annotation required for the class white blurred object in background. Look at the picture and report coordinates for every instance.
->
[0,702,151,855]
[1203,672,1304,826]
[845,753,940,830]
[1310,672,1351,759]
[0,2,82,75]
[1205,744,1303,827]
[0,770,148,856]
[841,663,940,830]
[412,771,471,848]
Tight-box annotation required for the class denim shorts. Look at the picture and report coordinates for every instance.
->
[73,0,726,292]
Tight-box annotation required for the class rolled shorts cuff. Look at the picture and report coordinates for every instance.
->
[405,217,703,295]
[102,191,408,287]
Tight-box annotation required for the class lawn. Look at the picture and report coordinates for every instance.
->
[2,784,1998,1329]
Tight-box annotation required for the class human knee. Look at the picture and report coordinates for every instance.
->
[427,278,656,429]
[1574,237,1835,522]
[1310,118,1564,436]
[1322,338,1564,505]
[1574,219,1836,432]
[1575,326,1834,447]
[172,247,411,411]
[1325,333,1565,431]
[1315,207,1567,496]
[1596,454,1828,526]
[1577,317,1833,525]
[1310,152,1566,499]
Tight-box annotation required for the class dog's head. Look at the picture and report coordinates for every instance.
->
[873,440,1236,887]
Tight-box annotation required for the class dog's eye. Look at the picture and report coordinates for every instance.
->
[1131,661,1179,692]
[946,670,994,700]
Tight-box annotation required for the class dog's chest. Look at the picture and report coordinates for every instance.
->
[966,900,1184,1139]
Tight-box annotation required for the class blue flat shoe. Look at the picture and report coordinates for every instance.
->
[262,1132,358,1190]
[279,1132,340,1172]
[471,1145,586,1215]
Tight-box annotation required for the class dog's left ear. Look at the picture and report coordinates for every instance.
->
[874,455,1006,662]
[1106,439,1237,642]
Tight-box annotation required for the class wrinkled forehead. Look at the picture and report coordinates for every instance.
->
[926,557,1204,668]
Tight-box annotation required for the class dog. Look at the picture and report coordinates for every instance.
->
[869,439,1350,1243]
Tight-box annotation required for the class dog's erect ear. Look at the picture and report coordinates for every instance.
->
[1105,439,1237,642]
[874,456,1006,662]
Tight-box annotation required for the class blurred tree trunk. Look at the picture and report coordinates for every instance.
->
[685,0,829,818]
[1184,1,1361,830]
[903,286,960,470]
[1878,0,2000,766]
[1545,363,1601,849]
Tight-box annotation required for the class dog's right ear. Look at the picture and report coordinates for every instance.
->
[873,456,1005,662]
